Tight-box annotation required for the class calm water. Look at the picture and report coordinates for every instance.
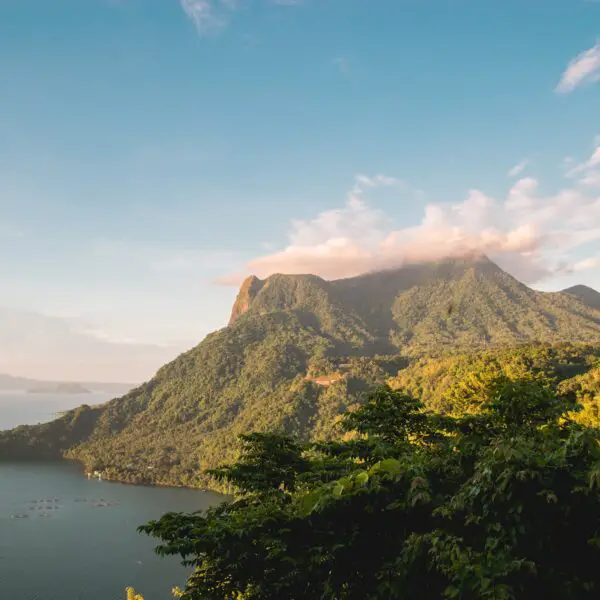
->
[0,390,114,431]
[0,461,224,600]
[0,394,225,599]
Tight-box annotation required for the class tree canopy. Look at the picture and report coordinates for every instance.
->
[139,374,600,599]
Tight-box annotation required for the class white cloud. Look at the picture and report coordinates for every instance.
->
[567,147,600,176]
[179,0,235,34]
[354,174,403,188]
[220,139,600,287]
[180,0,303,34]
[507,159,529,178]
[579,171,600,188]
[556,41,600,93]
[572,257,600,272]
[565,143,600,189]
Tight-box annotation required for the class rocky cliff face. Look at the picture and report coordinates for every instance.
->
[228,275,265,325]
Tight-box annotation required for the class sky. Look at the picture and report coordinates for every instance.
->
[0,0,599,381]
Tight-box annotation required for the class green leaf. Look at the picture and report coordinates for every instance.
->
[355,471,369,486]
[377,458,402,475]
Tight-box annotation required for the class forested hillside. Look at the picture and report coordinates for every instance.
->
[1,256,599,490]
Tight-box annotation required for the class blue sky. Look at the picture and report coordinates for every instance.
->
[1,0,599,380]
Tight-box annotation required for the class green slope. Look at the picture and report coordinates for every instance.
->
[1,256,600,489]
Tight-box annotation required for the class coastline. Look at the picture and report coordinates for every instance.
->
[63,455,232,495]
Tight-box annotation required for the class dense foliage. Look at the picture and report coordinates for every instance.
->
[140,377,600,599]
[1,257,600,492]
[390,342,600,419]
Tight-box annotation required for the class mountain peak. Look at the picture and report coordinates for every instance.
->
[228,275,265,325]
[562,285,600,311]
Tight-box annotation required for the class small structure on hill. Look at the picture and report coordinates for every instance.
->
[307,372,345,387]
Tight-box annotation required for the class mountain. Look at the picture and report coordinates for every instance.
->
[231,255,600,353]
[1,255,599,488]
[562,285,600,312]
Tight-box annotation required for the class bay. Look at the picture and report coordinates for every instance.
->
[0,394,225,599]
[0,461,224,600]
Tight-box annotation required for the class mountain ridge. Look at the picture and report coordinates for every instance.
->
[228,256,600,353]
[1,255,599,489]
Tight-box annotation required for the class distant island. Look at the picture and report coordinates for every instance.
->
[27,382,92,395]
[0,373,136,395]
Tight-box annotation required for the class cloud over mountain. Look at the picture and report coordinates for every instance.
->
[220,140,600,286]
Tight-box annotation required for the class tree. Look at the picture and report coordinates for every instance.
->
[140,381,600,599]
[124,585,184,599]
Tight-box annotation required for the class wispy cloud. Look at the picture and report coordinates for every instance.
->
[507,159,529,178]
[180,0,304,34]
[180,0,232,34]
[571,257,600,272]
[564,142,600,189]
[219,138,600,287]
[556,41,600,93]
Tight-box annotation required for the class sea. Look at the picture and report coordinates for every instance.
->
[0,392,225,600]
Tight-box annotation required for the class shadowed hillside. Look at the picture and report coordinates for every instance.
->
[563,284,600,312]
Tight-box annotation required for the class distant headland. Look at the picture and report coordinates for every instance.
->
[27,382,92,395]
[0,373,135,395]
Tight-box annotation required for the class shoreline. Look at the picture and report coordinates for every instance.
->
[64,456,231,496]
[0,455,227,494]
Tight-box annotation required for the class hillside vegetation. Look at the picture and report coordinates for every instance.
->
[1,256,600,489]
